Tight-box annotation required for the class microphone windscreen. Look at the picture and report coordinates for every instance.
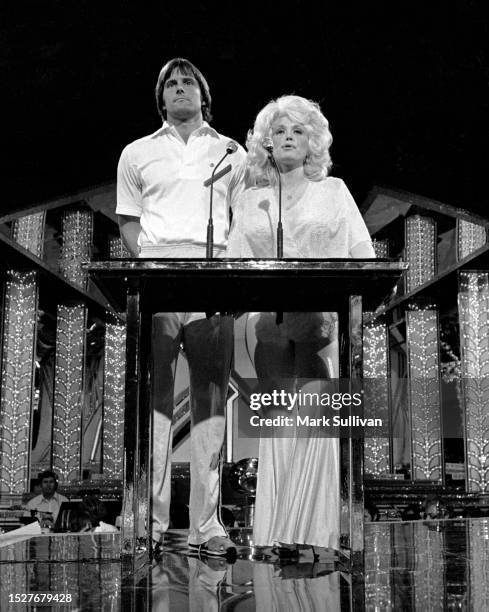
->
[262,137,274,153]
[226,141,238,154]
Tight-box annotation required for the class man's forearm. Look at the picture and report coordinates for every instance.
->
[118,215,141,257]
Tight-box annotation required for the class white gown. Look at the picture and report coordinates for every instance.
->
[227,176,374,548]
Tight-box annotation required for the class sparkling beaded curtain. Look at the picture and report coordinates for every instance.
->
[457,219,488,261]
[363,315,390,476]
[405,215,436,293]
[52,304,86,481]
[406,305,443,481]
[102,322,126,479]
[0,214,45,493]
[59,208,93,289]
[458,272,489,492]
[0,272,38,493]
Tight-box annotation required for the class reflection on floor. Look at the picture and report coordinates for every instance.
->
[0,518,488,611]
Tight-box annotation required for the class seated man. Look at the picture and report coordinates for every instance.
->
[25,470,68,527]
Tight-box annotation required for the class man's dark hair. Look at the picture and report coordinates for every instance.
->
[155,58,212,122]
[38,470,58,490]
[39,470,57,482]
[81,495,108,527]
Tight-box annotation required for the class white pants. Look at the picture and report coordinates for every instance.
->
[151,313,234,545]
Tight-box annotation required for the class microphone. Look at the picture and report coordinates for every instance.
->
[262,138,283,258]
[203,164,232,188]
[206,141,237,259]
[262,137,273,155]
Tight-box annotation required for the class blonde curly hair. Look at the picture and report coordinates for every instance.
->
[246,95,333,186]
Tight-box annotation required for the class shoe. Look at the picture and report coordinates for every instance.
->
[188,535,237,559]
[271,545,299,560]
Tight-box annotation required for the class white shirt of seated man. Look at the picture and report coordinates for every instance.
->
[25,473,68,524]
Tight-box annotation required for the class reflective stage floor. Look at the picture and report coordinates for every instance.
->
[0,517,488,611]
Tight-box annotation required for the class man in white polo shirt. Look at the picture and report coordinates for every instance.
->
[26,470,68,527]
[116,58,245,558]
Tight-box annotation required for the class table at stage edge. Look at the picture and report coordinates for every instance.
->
[87,258,406,570]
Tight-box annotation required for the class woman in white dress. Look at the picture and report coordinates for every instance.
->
[227,95,375,557]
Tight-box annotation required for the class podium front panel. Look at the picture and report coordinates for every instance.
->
[88,258,406,568]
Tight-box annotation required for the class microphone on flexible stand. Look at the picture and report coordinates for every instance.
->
[206,141,238,259]
[263,137,284,325]
[262,137,283,259]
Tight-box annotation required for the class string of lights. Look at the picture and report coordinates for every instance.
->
[0,563,27,604]
[364,525,392,609]
[12,212,46,258]
[52,304,87,482]
[372,239,389,258]
[59,209,93,289]
[413,525,445,609]
[0,270,38,493]
[405,215,436,292]
[103,322,126,479]
[469,520,489,608]
[363,314,390,476]
[406,306,443,481]
[458,219,487,261]
[458,271,489,492]
[108,236,130,259]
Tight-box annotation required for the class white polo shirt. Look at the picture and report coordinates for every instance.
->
[116,121,246,257]
[25,492,68,521]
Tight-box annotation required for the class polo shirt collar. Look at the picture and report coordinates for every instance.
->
[154,121,219,139]
[41,493,58,503]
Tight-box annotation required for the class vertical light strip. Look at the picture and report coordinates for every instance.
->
[457,219,487,260]
[59,208,93,289]
[372,238,389,258]
[406,305,443,481]
[108,236,130,259]
[0,271,38,493]
[0,563,28,608]
[458,271,489,492]
[52,304,86,481]
[103,321,126,479]
[51,205,92,482]
[100,563,122,612]
[363,314,390,476]
[50,538,79,604]
[405,215,436,292]
[12,212,46,258]
[469,519,489,610]
[414,523,445,610]
[364,524,393,609]
[1,213,46,491]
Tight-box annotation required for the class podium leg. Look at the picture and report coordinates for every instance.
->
[339,295,365,574]
[350,295,364,566]
[121,280,151,563]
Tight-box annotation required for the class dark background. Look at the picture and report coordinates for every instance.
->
[2,1,488,217]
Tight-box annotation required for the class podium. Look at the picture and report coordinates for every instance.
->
[88,258,405,569]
